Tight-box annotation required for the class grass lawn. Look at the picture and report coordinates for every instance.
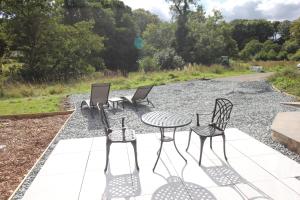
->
[0,61,297,115]
[268,67,300,98]
[0,96,61,115]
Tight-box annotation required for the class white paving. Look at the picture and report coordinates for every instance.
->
[22,128,300,200]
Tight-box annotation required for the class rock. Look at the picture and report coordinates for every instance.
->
[0,144,6,150]
[297,63,300,69]
[250,66,263,72]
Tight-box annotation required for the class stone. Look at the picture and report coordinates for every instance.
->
[250,66,263,73]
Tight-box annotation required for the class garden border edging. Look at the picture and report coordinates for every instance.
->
[0,110,75,119]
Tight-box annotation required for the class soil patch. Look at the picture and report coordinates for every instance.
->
[0,115,69,200]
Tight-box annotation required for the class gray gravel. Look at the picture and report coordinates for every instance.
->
[12,79,300,199]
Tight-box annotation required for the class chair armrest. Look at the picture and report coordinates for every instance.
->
[196,111,213,116]
[195,111,213,126]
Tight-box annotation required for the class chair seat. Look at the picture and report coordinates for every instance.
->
[122,95,133,102]
[108,129,136,142]
[191,125,224,137]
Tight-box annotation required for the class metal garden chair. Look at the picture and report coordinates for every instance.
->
[186,98,233,165]
[121,85,154,109]
[98,104,139,172]
[81,83,110,109]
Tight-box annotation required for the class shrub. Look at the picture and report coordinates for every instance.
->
[289,50,300,61]
[255,50,268,61]
[276,51,288,60]
[210,65,224,74]
[138,56,159,72]
[154,48,185,70]
[267,49,278,60]
[283,40,299,54]
[239,40,263,60]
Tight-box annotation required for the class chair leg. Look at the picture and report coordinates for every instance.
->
[186,129,192,151]
[131,140,139,171]
[199,136,207,166]
[104,141,111,172]
[222,134,228,161]
[210,137,212,149]
[147,98,155,108]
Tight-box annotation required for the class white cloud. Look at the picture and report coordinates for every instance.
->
[203,0,300,21]
[122,0,172,20]
[121,0,300,21]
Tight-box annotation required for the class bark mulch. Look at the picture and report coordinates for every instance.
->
[0,115,70,200]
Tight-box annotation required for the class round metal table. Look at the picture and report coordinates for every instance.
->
[141,111,192,171]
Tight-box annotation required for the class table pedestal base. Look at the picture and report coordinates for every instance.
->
[153,128,187,172]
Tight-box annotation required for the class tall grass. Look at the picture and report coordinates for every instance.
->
[0,60,296,115]
[269,66,300,97]
[1,61,293,100]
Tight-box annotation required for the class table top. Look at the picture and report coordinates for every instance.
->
[141,111,191,128]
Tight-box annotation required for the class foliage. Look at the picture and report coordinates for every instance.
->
[283,39,299,54]
[269,67,300,97]
[289,49,300,61]
[142,23,176,56]
[290,18,300,44]
[1,0,104,81]
[278,20,291,42]
[239,40,263,60]
[132,9,160,34]
[166,0,202,61]
[138,56,159,72]
[187,10,238,64]
[230,19,274,50]
[154,48,185,70]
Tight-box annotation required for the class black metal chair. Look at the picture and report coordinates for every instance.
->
[98,104,139,172]
[186,98,233,165]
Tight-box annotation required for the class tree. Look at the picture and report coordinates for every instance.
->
[230,19,274,50]
[132,9,160,34]
[1,0,104,81]
[239,40,263,60]
[290,18,300,44]
[278,20,291,42]
[165,0,201,61]
[187,10,238,64]
[142,22,176,56]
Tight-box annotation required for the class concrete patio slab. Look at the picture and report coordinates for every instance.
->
[271,112,300,154]
[22,128,300,200]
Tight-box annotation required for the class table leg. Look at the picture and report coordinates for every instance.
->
[173,128,187,163]
[153,128,164,172]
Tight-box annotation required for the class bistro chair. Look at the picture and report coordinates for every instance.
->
[98,104,139,172]
[186,98,233,165]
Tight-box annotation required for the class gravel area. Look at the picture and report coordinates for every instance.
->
[12,78,300,199]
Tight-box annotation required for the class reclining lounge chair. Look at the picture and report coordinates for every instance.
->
[121,85,154,109]
[81,83,110,109]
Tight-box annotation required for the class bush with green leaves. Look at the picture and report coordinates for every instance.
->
[289,50,300,61]
[283,40,299,54]
[154,48,185,70]
[277,51,288,60]
[138,56,159,72]
[239,40,263,60]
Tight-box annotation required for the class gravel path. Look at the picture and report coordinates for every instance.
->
[12,78,300,199]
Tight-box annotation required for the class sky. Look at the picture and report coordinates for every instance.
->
[121,0,300,21]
